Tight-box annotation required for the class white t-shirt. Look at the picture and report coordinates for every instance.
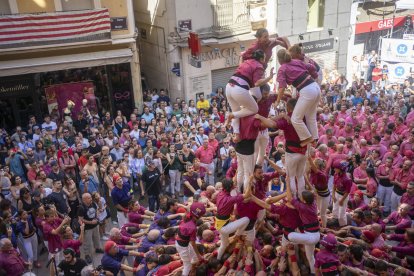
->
[219,147,230,159]
[41,121,57,132]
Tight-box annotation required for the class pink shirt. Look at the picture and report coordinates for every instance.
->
[277,59,318,88]
[353,167,368,185]
[318,135,337,146]
[382,152,403,167]
[195,145,215,164]
[239,115,261,140]
[234,59,264,87]
[242,38,280,65]
[369,144,388,159]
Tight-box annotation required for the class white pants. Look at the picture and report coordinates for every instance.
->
[226,83,258,133]
[317,195,330,228]
[176,241,197,276]
[390,191,402,212]
[200,162,215,185]
[236,152,255,192]
[288,231,320,274]
[169,169,181,194]
[22,234,38,262]
[117,211,128,228]
[332,192,349,226]
[83,226,101,257]
[291,82,320,141]
[377,185,393,213]
[285,152,306,198]
[217,217,250,260]
[254,129,269,166]
[249,86,262,101]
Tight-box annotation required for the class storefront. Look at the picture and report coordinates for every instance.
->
[0,47,136,130]
[181,42,252,101]
[301,38,338,84]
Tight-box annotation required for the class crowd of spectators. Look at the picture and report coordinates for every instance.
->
[0,71,413,276]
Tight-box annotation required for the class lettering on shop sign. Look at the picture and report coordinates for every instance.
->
[0,84,29,93]
[0,76,34,96]
[110,17,128,30]
[302,38,334,54]
[199,47,240,67]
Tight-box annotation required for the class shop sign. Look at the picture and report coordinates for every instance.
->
[198,47,239,67]
[381,38,414,63]
[355,15,413,35]
[302,38,334,54]
[178,19,192,32]
[110,17,128,30]
[0,76,34,96]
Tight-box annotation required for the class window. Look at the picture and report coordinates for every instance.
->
[307,0,325,31]
[0,0,11,15]
[61,0,93,11]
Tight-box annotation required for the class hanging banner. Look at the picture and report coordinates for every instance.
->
[381,61,414,83]
[44,82,97,116]
[381,38,414,63]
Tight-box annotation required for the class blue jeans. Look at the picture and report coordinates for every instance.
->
[148,195,159,212]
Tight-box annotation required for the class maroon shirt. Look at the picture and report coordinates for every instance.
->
[216,191,244,217]
[334,173,352,194]
[43,217,64,253]
[176,219,197,243]
[292,199,319,232]
[277,59,318,89]
[239,115,261,140]
[270,203,302,236]
[310,170,329,197]
[275,114,306,154]
[236,201,262,220]
[182,172,201,197]
[0,248,26,276]
[63,239,82,255]
[234,59,264,87]
[254,172,279,199]
[242,39,280,65]
[314,249,340,273]
[400,192,414,219]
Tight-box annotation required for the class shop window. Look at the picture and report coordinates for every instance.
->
[61,0,93,11]
[0,1,11,15]
[307,0,325,31]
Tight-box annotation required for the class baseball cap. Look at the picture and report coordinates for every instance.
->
[50,160,58,166]
[190,202,206,218]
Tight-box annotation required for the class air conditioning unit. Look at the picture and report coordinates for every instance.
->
[249,1,267,30]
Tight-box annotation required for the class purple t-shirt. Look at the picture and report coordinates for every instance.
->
[177,219,197,242]
[334,173,352,194]
[234,59,264,87]
[63,239,82,255]
[314,249,340,272]
[270,203,302,232]
[291,199,319,231]
[43,218,64,253]
[277,59,318,88]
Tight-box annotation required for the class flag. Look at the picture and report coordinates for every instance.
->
[0,9,111,49]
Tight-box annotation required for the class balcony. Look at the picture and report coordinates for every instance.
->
[0,9,111,50]
[211,1,251,38]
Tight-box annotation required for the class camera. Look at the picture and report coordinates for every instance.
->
[95,265,106,276]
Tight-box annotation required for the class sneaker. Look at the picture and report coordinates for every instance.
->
[112,221,118,225]
[95,248,104,254]
[85,255,92,264]
[101,236,109,241]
